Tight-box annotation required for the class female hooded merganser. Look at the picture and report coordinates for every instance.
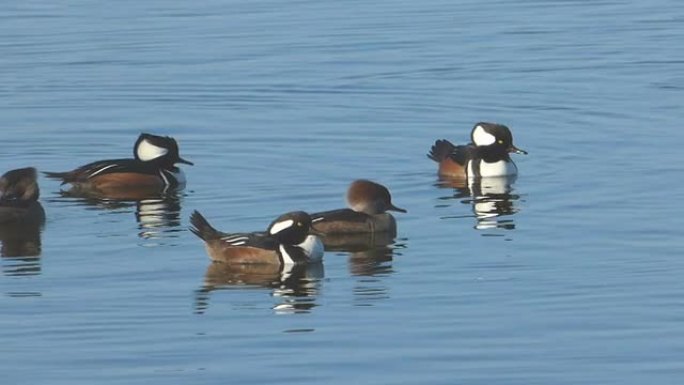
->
[428,122,527,179]
[0,167,45,224]
[310,179,406,235]
[189,210,323,265]
[44,133,193,193]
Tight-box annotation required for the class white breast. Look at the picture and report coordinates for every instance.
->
[160,169,186,187]
[468,159,517,178]
[278,235,324,266]
[298,235,324,262]
[172,169,186,185]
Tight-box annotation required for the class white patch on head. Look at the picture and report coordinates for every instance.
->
[298,235,324,262]
[269,219,294,235]
[472,125,496,146]
[278,245,296,265]
[137,138,169,161]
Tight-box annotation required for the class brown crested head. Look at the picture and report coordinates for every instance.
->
[346,179,406,215]
[0,167,40,202]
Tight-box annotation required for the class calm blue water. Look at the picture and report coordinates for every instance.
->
[2,0,684,384]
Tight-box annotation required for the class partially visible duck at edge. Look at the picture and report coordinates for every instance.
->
[0,167,45,224]
[189,210,323,265]
[310,179,406,235]
[428,122,527,179]
[44,133,193,195]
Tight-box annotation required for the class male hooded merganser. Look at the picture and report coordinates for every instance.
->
[310,179,406,235]
[44,133,192,193]
[189,210,323,265]
[428,122,527,179]
[0,167,45,224]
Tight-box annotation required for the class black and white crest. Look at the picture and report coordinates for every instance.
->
[134,133,193,166]
[135,134,174,161]
[267,211,313,246]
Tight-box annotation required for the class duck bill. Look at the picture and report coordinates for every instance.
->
[389,203,407,213]
[508,145,528,155]
[177,157,194,165]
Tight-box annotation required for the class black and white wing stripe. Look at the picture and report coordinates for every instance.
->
[219,232,279,249]
[219,233,252,246]
[71,159,150,181]
[76,159,179,186]
[84,162,128,179]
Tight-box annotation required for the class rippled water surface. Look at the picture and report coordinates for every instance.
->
[2,1,684,384]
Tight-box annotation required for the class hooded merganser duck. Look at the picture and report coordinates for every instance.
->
[189,210,323,265]
[428,122,527,179]
[44,133,193,193]
[0,167,45,224]
[310,179,406,235]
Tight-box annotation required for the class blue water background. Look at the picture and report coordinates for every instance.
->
[1,1,684,384]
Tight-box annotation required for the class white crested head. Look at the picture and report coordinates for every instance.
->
[136,138,169,161]
[269,219,294,235]
[472,124,496,146]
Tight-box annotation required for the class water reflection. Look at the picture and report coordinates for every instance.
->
[435,175,520,231]
[0,215,45,276]
[134,197,182,240]
[194,261,324,315]
[322,232,398,277]
[57,189,183,241]
[324,232,404,307]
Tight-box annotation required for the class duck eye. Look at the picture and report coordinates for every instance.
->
[498,140,504,144]
[297,222,303,227]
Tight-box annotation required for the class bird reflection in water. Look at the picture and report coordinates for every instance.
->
[194,261,324,315]
[436,175,520,231]
[322,231,399,276]
[58,187,183,242]
[322,230,404,306]
[0,219,44,276]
